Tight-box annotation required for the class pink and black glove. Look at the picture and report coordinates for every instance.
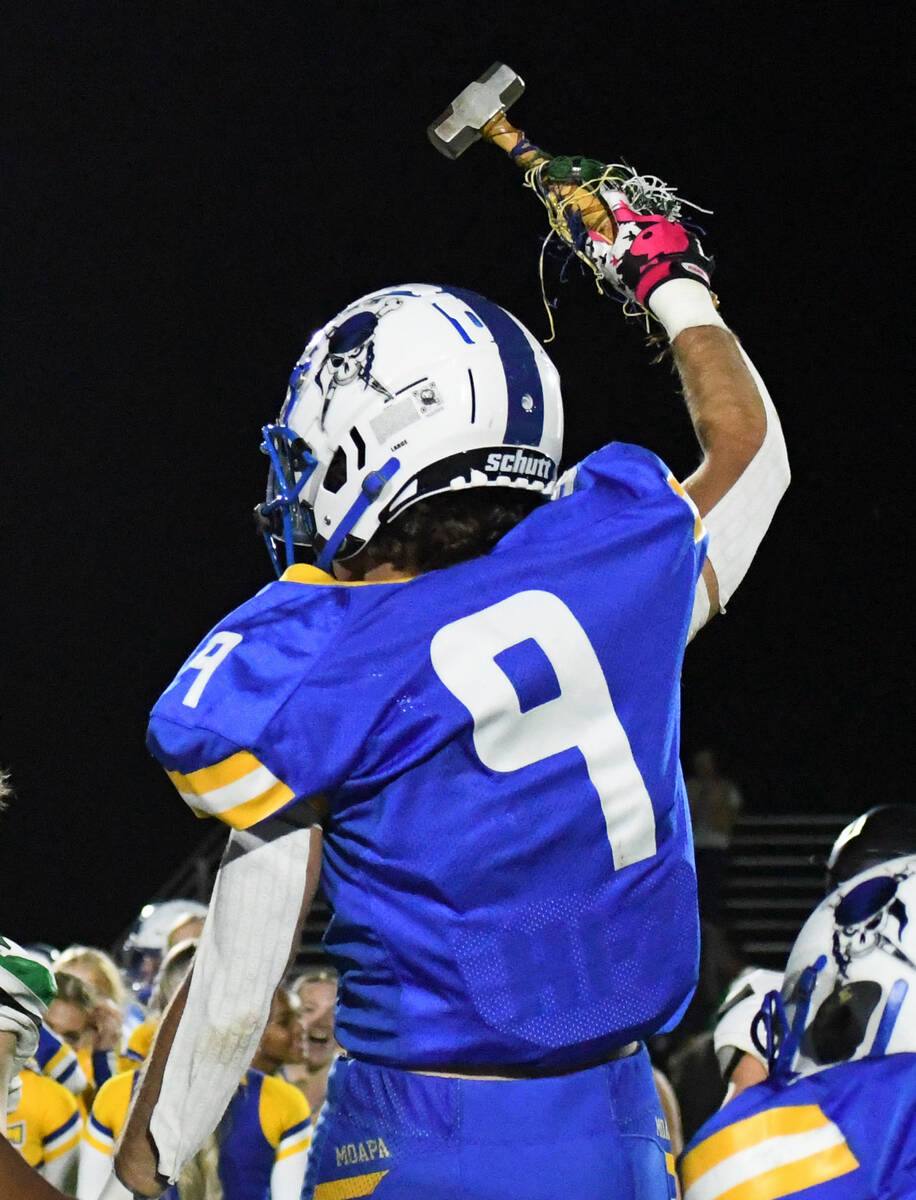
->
[587,188,726,340]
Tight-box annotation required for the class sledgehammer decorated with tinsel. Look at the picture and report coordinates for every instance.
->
[427,63,711,336]
[427,63,625,246]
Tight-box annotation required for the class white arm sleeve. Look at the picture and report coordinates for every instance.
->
[43,1140,80,1192]
[149,824,316,1182]
[270,1140,311,1199]
[95,1173,134,1200]
[686,575,712,644]
[77,1141,123,1200]
[701,346,790,611]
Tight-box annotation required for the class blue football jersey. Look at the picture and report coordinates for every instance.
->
[680,1055,916,1199]
[148,442,706,1069]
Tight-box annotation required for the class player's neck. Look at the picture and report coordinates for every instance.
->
[332,561,416,583]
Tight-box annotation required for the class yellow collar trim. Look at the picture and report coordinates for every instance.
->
[279,564,412,587]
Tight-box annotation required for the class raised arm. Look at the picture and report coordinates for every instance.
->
[672,322,788,620]
[587,187,789,627]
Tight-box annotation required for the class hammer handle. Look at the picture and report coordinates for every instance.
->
[480,113,617,242]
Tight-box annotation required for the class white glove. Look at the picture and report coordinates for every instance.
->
[714,967,785,1075]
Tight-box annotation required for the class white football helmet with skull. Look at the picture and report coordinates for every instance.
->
[257,284,564,572]
[756,855,916,1080]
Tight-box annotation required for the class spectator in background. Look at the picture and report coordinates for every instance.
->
[81,982,312,1199]
[46,974,93,1050]
[55,948,124,1016]
[165,912,206,953]
[48,972,110,1119]
[55,947,124,1093]
[686,748,743,922]
[35,1024,89,1100]
[288,967,340,1115]
[118,900,208,1006]
[119,940,198,1073]
[250,988,306,1082]
[6,1064,81,1193]
[117,902,208,1051]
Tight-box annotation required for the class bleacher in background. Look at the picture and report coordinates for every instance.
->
[115,824,333,970]
[126,811,854,975]
[723,813,852,968]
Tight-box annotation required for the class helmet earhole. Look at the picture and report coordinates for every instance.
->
[322,447,348,494]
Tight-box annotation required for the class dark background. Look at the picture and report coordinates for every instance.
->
[3,2,910,949]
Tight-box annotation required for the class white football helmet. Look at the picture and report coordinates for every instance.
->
[256,284,564,573]
[755,855,916,1080]
[120,899,208,990]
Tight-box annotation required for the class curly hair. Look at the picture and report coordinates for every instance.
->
[353,488,546,576]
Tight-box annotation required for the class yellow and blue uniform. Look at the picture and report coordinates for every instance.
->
[218,1071,312,1199]
[81,1067,311,1199]
[150,442,706,1198]
[118,1017,156,1072]
[680,1055,916,1199]
[35,1023,88,1094]
[5,1067,81,1188]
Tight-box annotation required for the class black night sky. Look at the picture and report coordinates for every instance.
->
[4,3,911,949]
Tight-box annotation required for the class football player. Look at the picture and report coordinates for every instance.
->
[825,803,916,891]
[680,857,916,1198]
[115,176,789,1199]
[81,1029,311,1200]
[712,803,916,1102]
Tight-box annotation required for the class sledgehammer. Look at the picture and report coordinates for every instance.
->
[427,62,618,241]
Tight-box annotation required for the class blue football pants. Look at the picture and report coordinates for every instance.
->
[304,1045,678,1199]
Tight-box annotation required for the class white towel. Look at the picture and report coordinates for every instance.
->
[149,825,317,1180]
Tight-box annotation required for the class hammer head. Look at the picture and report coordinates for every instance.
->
[428,62,525,159]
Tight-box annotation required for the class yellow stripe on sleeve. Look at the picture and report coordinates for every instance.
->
[709,1141,859,1200]
[167,750,263,796]
[681,1105,830,1183]
[214,780,296,829]
[167,753,295,830]
[313,1173,390,1200]
[43,1126,81,1163]
[275,1134,312,1161]
[667,474,706,544]
[44,1045,68,1075]
[84,1126,114,1156]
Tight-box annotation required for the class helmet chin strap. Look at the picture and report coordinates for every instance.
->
[753,955,827,1081]
[315,457,401,571]
[870,977,909,1056]
[777,956,827,1080]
